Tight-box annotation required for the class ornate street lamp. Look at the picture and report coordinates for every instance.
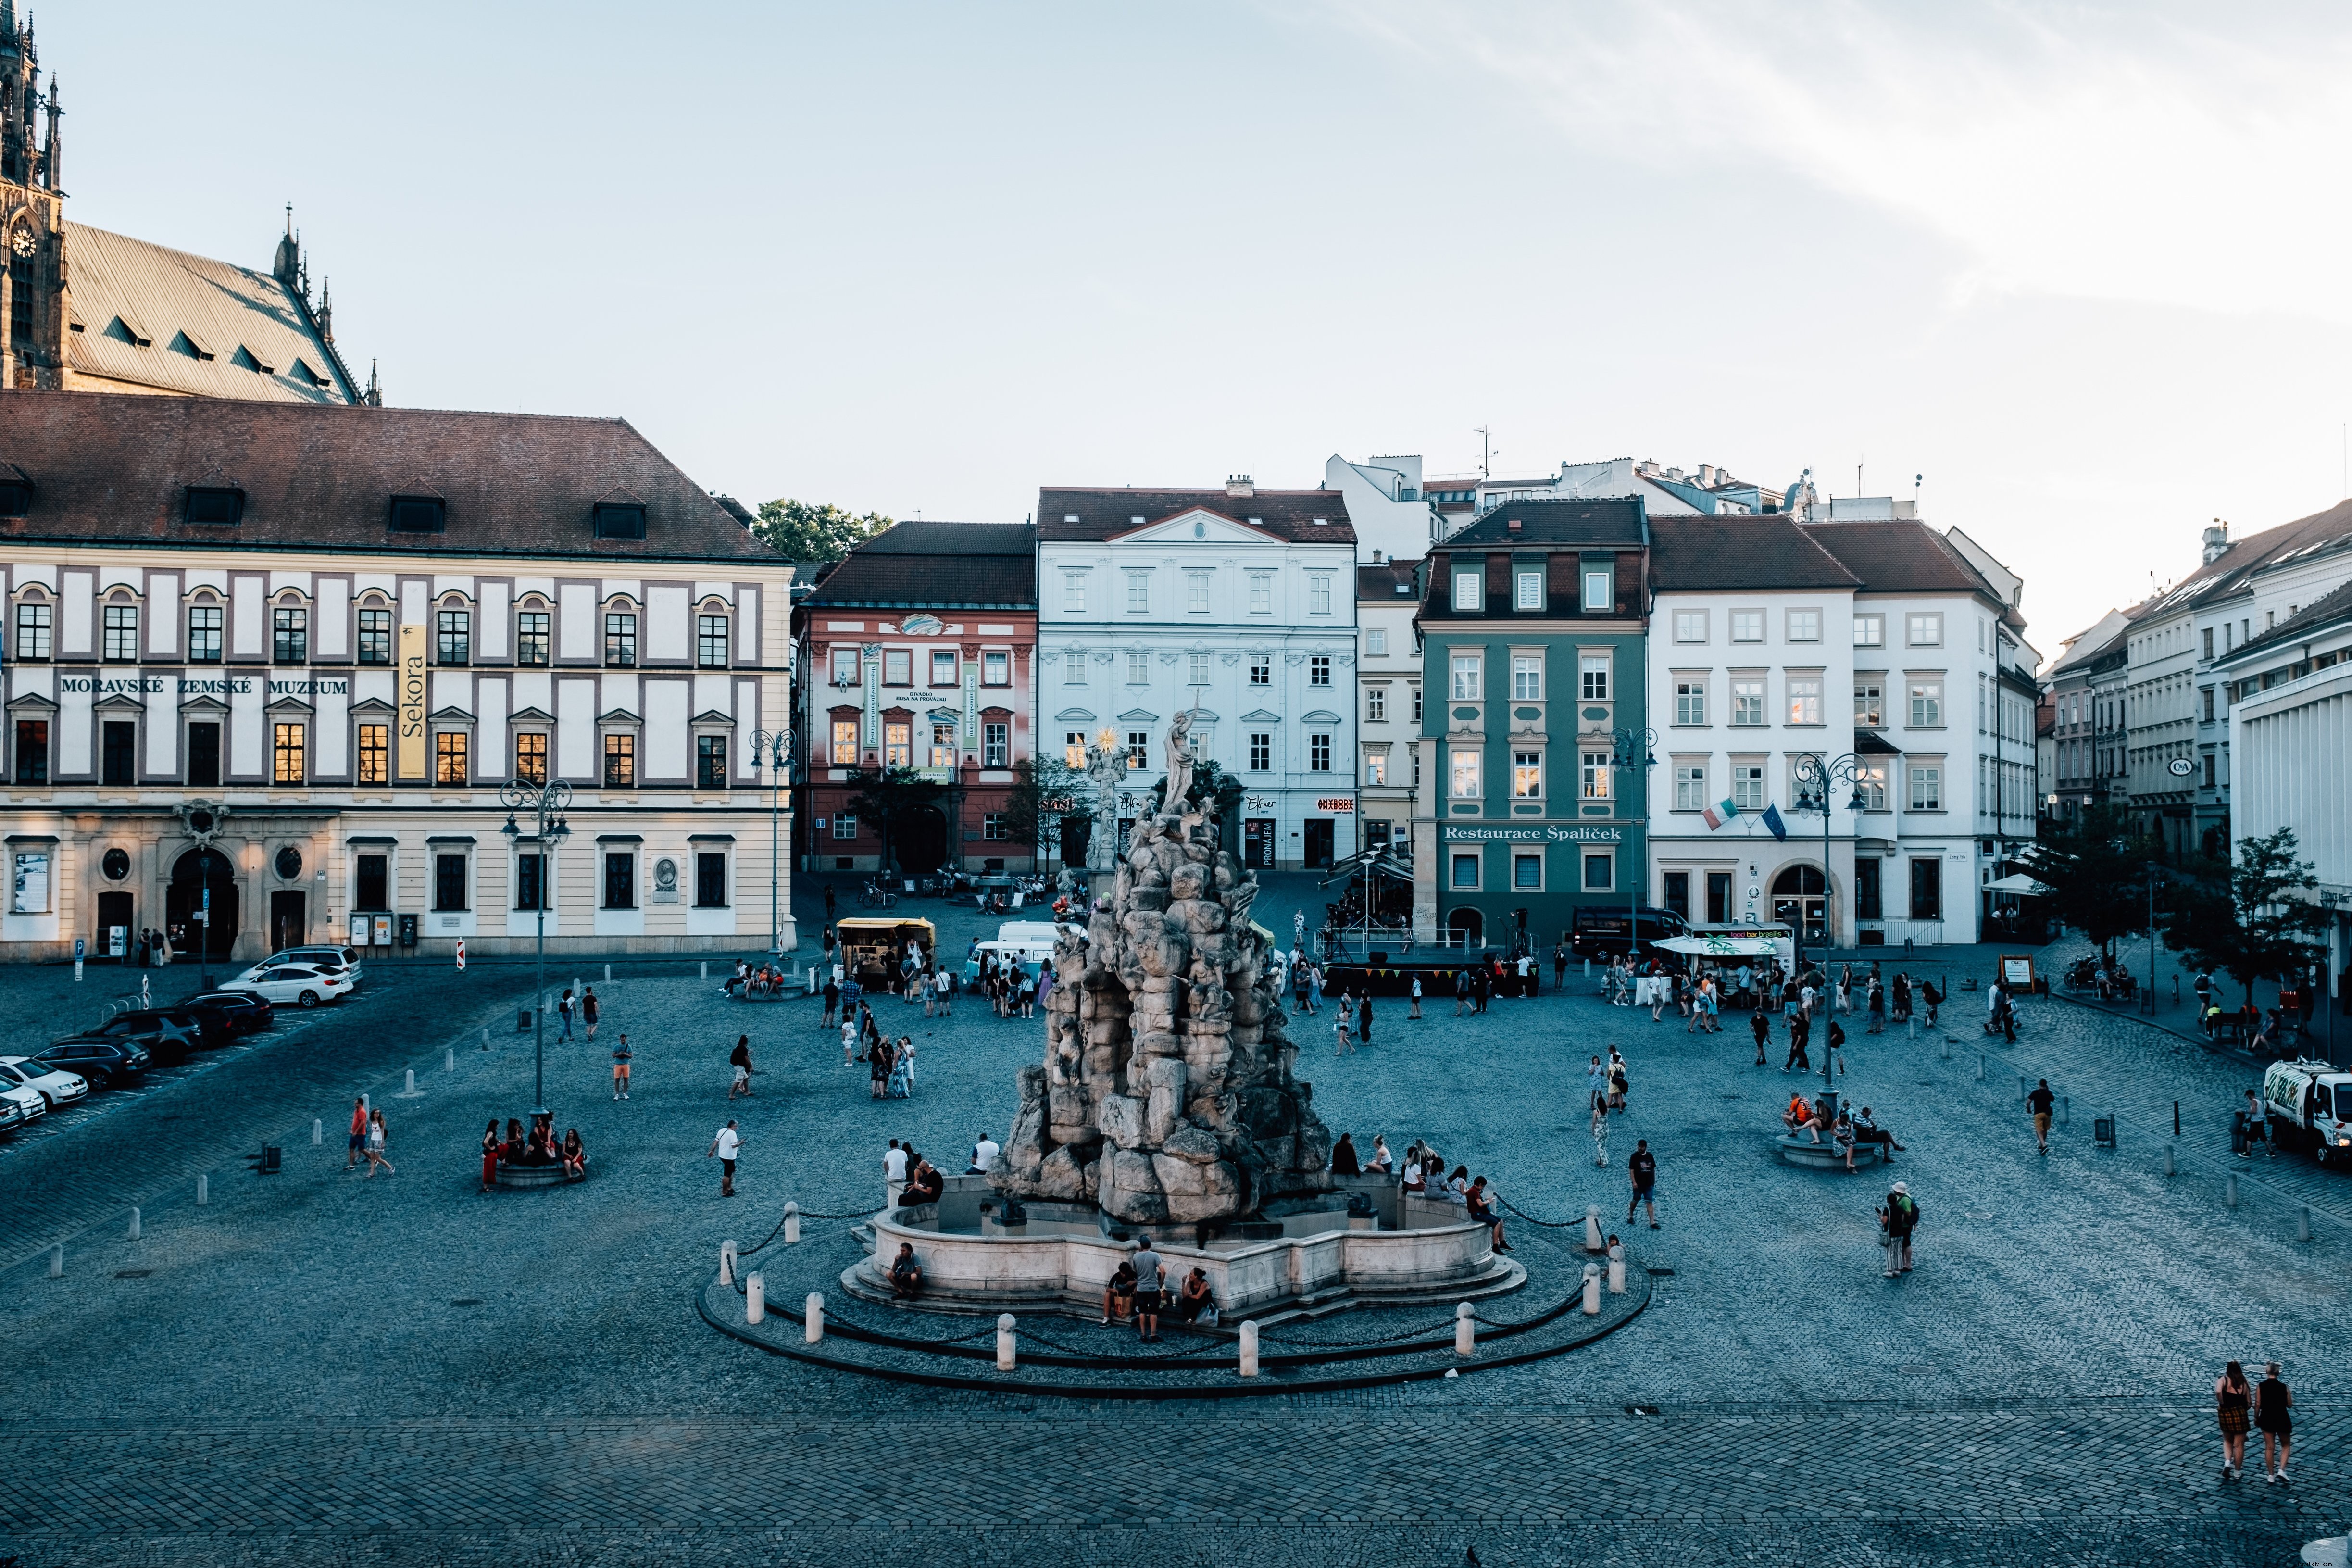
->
[1792,751,1871,1120]
[1611,727,1658,963]
[499,777,572,1115]
[749,728,793,955]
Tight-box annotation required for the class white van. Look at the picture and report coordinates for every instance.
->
[2262,1058,2352,1165]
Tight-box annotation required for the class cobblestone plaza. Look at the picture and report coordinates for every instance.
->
[0,877,2343,1566]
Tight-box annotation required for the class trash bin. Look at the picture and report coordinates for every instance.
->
[517,1007,533,1033]
[2230,1110,2249,1154]
[2094,1116,2117,1149]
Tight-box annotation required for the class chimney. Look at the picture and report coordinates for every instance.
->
[1225,475,1254,499]
[2202,519,2230,564]
[1698,464,1718,487]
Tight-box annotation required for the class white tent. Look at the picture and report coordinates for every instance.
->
[1984,873,2053,896]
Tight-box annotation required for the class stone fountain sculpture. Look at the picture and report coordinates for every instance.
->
[995,721,1330,1229]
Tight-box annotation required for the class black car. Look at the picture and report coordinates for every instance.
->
[79,1011,201,1065]
[184,991,274,1033]
[34,1037,150,1090]
[156,1004,238,1050]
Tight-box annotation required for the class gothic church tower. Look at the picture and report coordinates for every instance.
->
[0,0,66,390]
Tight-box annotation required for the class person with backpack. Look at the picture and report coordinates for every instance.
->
[2027,1079,2056,1154]
[1878,1180,1919,1276]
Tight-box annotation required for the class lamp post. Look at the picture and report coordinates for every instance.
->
[749,728,793,955]
[1793,751,1871,1119]
[499,778,572,1115]
[1611,727,1657,964]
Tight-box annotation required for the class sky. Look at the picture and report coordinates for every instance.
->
[52,0,2352,663]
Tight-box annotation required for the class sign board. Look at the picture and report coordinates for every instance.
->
[106,926,126,957]
[2166,757,2195,777]
[1316,798,1356,813]
[397,623,428,780]
[1443,824,1625,844]
[2000,954,2036,989]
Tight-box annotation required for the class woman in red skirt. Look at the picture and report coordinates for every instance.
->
[479,1118,501,1193]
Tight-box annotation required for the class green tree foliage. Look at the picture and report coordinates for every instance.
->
[999,756,1093,859]
[2021,803,2153,957]
[842,766,946,875]
[1148,757,1245,850]
[2159,827,2328,1005]
[750,499,892,565]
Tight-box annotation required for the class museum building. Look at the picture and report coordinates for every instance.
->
[0,392,795,964]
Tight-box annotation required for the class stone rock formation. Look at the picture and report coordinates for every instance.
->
[994,800,1330,1229]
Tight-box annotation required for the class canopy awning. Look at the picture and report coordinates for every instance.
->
[1984,873,2053,896]
[1656,935,1781,957]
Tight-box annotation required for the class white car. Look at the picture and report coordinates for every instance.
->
[258,946,363,986]
[0,1071,44,1127]
[0,1055,87,1111]
[223,963,353,1009]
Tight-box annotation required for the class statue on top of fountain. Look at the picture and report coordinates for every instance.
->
[992,718,1330,1229]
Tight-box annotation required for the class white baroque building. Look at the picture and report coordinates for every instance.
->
[1036,481,1358,870]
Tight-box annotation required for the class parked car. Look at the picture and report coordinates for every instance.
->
[184,991,275,1033]
[0,1054,88,1110]
[0,1093,30,1134]
[258,947,362,985]
[2264,1058,2352,1166]
[33,1037,149,1090]
[0,1069,45,1125]
[100,1005,233,1052]
[81,1010,201,1065]
[221,963,352,1008]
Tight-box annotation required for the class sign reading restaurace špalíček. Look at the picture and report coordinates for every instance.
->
[1442,824,1626,844]
[398,623,428,780]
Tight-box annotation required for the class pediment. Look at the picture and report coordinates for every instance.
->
[599,707,640,724]
[266,694,314,714]
[1299,710,1341,724]
[1111,507,1284,546]
[350,697,395,715]
[178,693,228,713]
[1054,708,1096,723]
[94,692,147,712]
[428,705,472,721]
[1116,708,1159,724]
[1241,709,1284,723]
[508,705,555,724]
[690,709,733,725]
[5,690,56,711]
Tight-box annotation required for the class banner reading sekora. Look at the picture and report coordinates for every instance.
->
[397,623,427,779]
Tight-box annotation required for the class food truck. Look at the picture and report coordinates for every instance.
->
[834,916,937,993]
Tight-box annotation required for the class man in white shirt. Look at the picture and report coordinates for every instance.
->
[969,1133,1001,1174]
[706,1119,741,1197]
[883,1139,909,1206]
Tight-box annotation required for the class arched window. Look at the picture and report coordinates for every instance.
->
[514,594,551,666]
[435,594,471,665]
[355,592,392,665]
[272,593,309,664]
[13,585,52,661]
[101,590,140,663]
[186,590,224,664]
[696,598,730,668]
[603,597,638,667]
[1771,865,1827,945]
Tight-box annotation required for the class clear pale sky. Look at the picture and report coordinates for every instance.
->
[55,1,2352,661]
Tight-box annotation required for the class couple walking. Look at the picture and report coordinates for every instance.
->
[2215,1361,2293,1484]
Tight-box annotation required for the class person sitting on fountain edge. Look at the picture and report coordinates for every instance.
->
[889,1242,924,1300]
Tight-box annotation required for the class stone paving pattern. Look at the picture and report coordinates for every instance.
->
[0,874,2343,1566]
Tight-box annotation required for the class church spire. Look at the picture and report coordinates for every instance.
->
[317,276,332,343]
[363,358,382,408]
[273,204,299,288]
[40,72,58,190]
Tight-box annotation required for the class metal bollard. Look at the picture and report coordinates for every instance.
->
[745,1272,764,1325]
[2226,1173,2239,1210]
[2060,1095,2070,1127]
[1977,1054,1987,1081]
[701,961,709,980]
[1584,1206,1605,1253]
[604,964,613,983]
[481,1028,490,1052]
[312,1117,323,1145]
[1908,1017,1916,1040]
[2298,1206,2313,1242]
[127,1207,140,1241]
[1454,1301,1476,1355]
[1608,1249,1626,1294]
[2164,1143,2177,1177]
[196,1174,208,1206]
[805,1292,825,1343]
[1239,1319,1260,1376]
[1582,1263,1602,1315]
[997,1313,1017,1371]
[1940,1032,1950,1061]
[395,1068,421,1099]
[784,1202,801,1245]
[446,1047,455,1072]
[48,1244,62,1278]
[1584,958,1591,977]
[719,1240,737,1286]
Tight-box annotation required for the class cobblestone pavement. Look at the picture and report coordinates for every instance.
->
[0,888,2345,1566]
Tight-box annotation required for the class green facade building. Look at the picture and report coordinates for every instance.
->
[1411,498,1651,953]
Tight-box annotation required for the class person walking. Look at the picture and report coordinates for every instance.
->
[1865,976,1885,1034]
[363,1109,394,1178]
[557,987,575,1042]
[611,1033,633,1100]
[1784,1011,1811,1073]
[2254,1362,2293,1483]
[345,1097,369,1170]
[728,1034,755,1099]
[823,974,840,1030]
[1589,1088,1610,1168]
[1131,1238,1166,1343]
[1626,1138,1659,1228]
[708,1119,742,1198]
[1751,1007,1771,1067]
[1307,963,1324,1017]
[2215,1360,2252,1480]
[1333,993,1356,1055]
[1409,973,1423,1019]
[2027,1079,2055,1155]
[1553,941,1569,991]
[479,1118,501,1194]
[1879,1180,1918,1276]
[823,882,838,922]
[1453,967,1470,1018]
[936,966,953,1018]
[1357,990,1374,1049]
[581,986,601,1041]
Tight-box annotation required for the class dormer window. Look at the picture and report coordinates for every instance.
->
[388,495,446,534]
[231,345,275,375]
[592,502,647,539]
[184,486,245,526]
[0,477,31,516]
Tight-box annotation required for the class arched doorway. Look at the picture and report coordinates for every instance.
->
[1446,907,1484,949]
[1771,864,1827,947]
[895,804,948,875]
[166,847,239,960]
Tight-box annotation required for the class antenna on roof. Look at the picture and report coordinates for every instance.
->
[1475,426,1495,480]
[1855,456,1864,498]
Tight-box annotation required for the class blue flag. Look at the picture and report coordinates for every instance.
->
[1761,803,1788,841]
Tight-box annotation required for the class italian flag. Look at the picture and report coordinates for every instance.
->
[1701,798,1739,831]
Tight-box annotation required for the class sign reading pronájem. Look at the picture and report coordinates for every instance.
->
[397,623,427,780]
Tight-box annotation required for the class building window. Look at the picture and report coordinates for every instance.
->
[1854,858,1881,920]
[1514,751,1542,798]
[1513,852,1542,890]
[1787,675,1823,725]
[983,813,1008,840]
[1250,656,1271,686]
[356,607,389,665]
[1412,685,1422,722]
[1189,652,1210,685]
[11,718,43,783]
[1674,609,1707,643]
[1250,732,1271,771]
[1063,650,1086,686]
[1674,763,1706,811]
[1063,572,1088,614]
[603,853,636,909]
[1515,569,1541,611]
[356,723,388,785]
[1583,569,1611,612]
[1450,748,1481,799]
[1502,654,1539,701]
[1663,871,1691,919]
[432,607,466,665]
[1309,732,1331,771]
[435,730,469,785]
[985,722,1010,768]
[1730,610,1763,643]
[102,604,139,662]
[188,603,225,664]
[930,723,956,769]
[1856,679,1884,727]
[1908,763,1941,811]
[698,614,729,667]
[273,722,307,784]
[2202,628,2215,660]
[922,650,954,687]
[883,649,912,686]
[2202,753,2217,788]
[14,599,50,660]
[1126,570,1151,613]
[1581,750,1610,800]
[827,721,856,767]
[833,813,858,840]
[1909,680,1942,726]
[695,852,727,908]
[434,854,469,912]
[2201,687,2215,722]
[1309,573,1333,615]
[1119,650,1145,684]
[1249,572,1273,614]
[1452,654,1482,701]
[1364,750,1386,786]
[1580,654,1609,701]
[593,610,634,667]
[351,855,390,913]
[276,605,311,665]
[1731,678,1765,726]
[884,722,910,768]
[1451,852,1480,890]
[1787,609,1820,643]
[514,853,546,912]
[1857,760,1888,810]
[1907,613,1942,647]
[1310,655,1331,687]
[1365,687,1387,722]
[516,611,551,666]
[1186,571,1212,613]
[514,732,548,784]
[101,721,136,786]
[983,650,1010,685]
[1731,762,1765,811]
[1675,678,1707,725]
[1909,858,1941,920]
[1065,731,1087,769]
[1125,730,1147,767]
[1582,850,1614,891]
[1854,614,1884,648]
[1366,627,1389,656]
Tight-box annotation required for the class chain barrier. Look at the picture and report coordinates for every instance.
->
[1494,1195,1589,1229]
[1012,1324,1231,1362]
[1256,1314,1459,1350]
[736,1201,875,1259]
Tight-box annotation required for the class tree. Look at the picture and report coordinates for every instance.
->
[750,499,893,566]
[2022,803,2153,957]
[999,755,1093,865]
[842,766,946,876]
[1147,757,1245,852]
[2159,827,2328,1006]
